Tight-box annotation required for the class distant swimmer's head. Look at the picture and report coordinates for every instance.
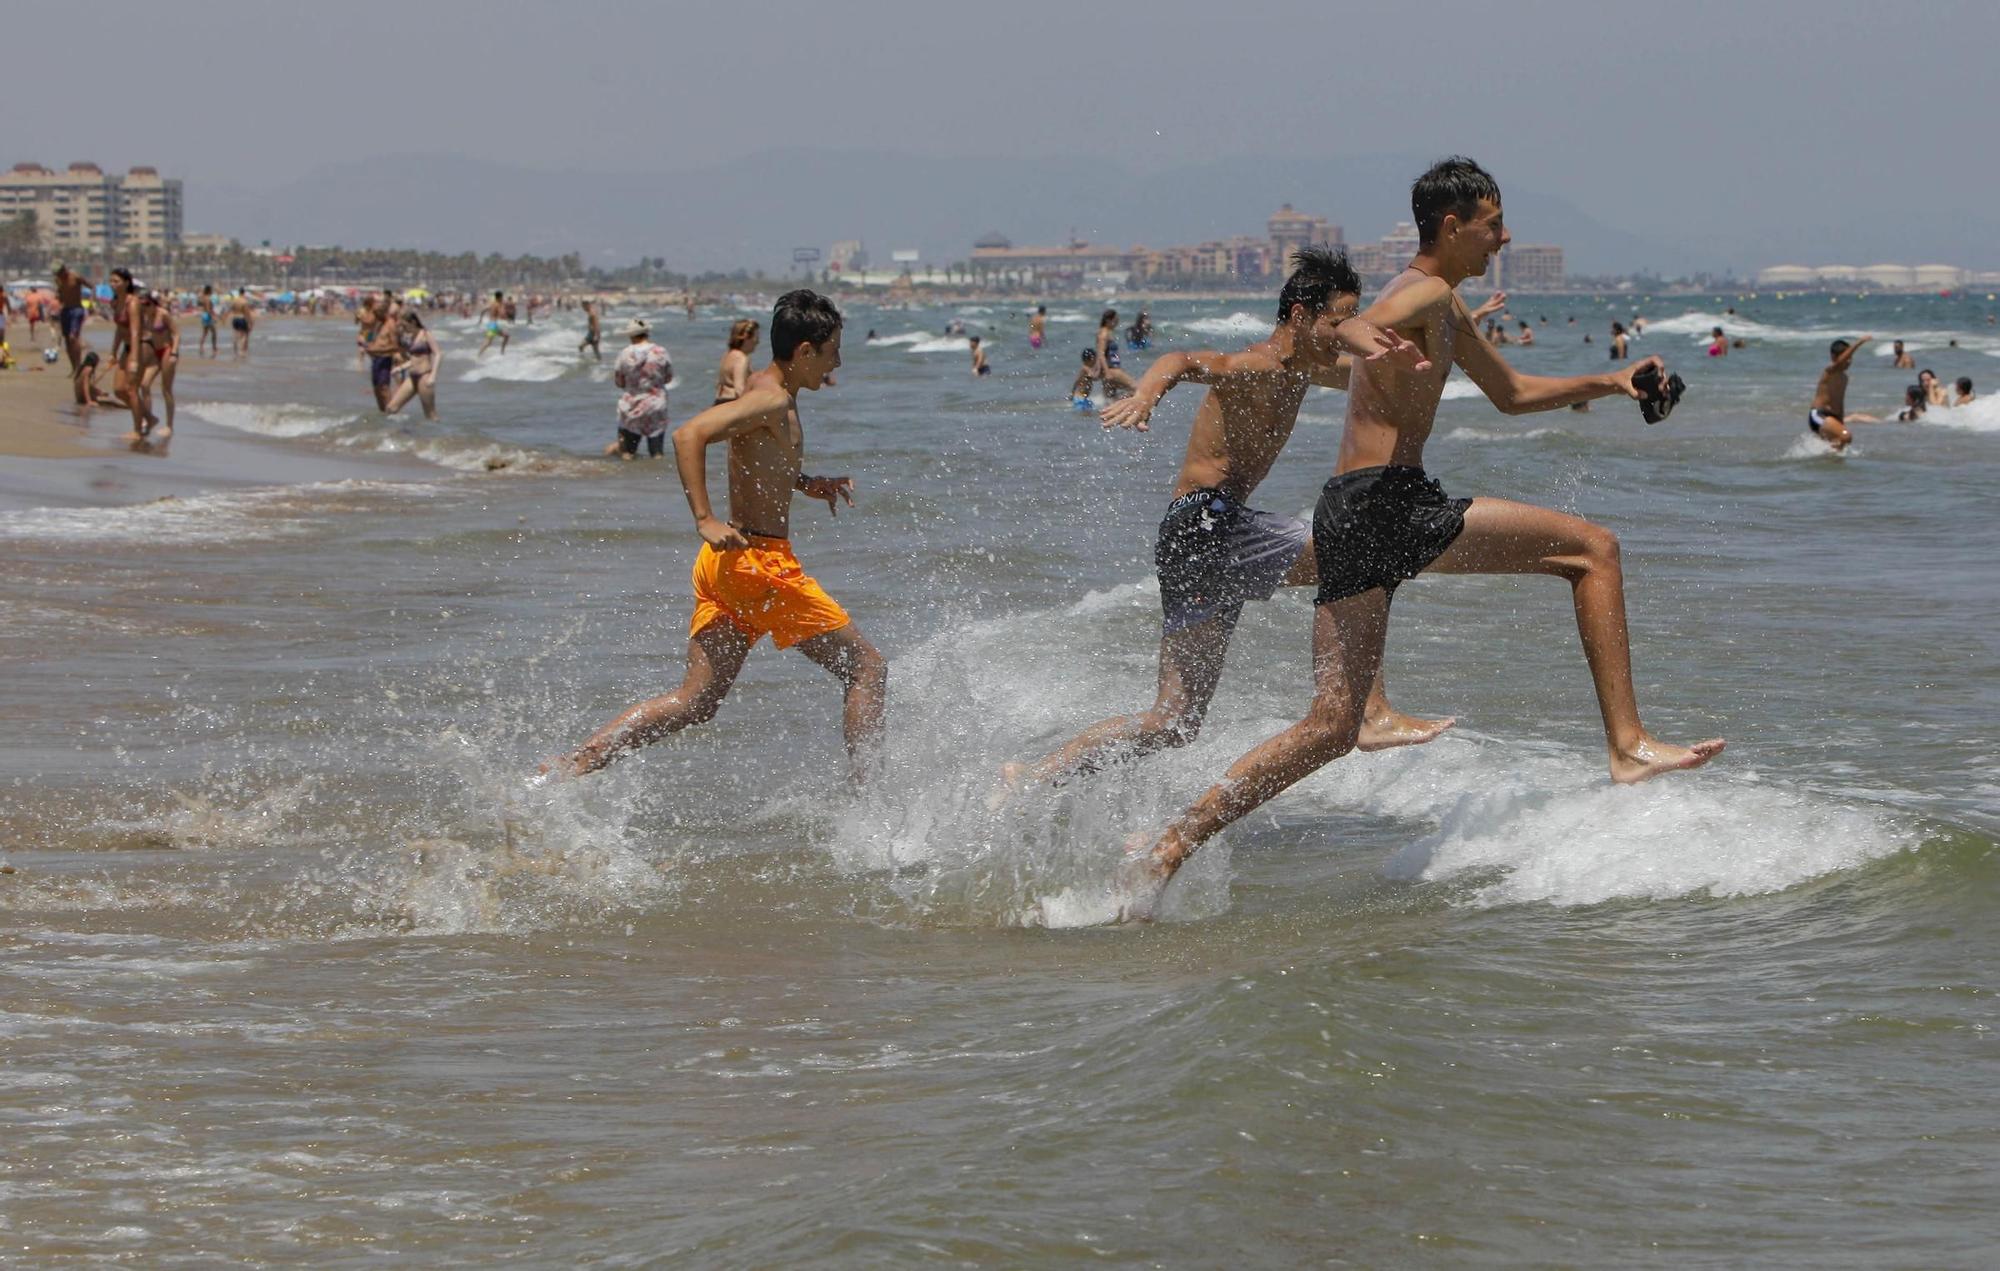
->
[1956,376,1973,395]
[728,318,760,352]
[1611,321,1626,336]
[1829,339,1851,360]
[772,289,843,387]
[969,335,980,347]
[494,290,504,301]
[1081,348,1096,365]
[1919,368,1936,385]
[1037,305,1047,314]
[1277,245,1361,354]
[1413,156,1507,277]
[1712,327,1724,338]
[1100,308,1118,329]
[1904,384,1925,409]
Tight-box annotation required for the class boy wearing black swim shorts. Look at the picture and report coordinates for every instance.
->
[1003,248,1440,791]
[1129,157,1724,913]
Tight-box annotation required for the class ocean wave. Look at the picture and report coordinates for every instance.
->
[1916,393,2000,433]
[187,401,358,439]
[1442,426,1563,443]
[0,480,439,545]
[457,322,607,383]
[1183,312,1270,338]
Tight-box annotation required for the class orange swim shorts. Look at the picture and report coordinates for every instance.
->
[689,536,851,649]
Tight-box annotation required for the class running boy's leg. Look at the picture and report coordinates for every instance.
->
[1422,498,1723,782]
[1011,618,1233,787]
[1277,544,1454,751]
[1143,590,1392,882]
[795,625,889,785]
[561,622,755,775]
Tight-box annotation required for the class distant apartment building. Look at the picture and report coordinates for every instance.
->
[969,234,1141,285]
[1135,236,1271,284]
[1495,243,1565,290]
[1349,222,1422,281]
[0,161,184,254]
[827,239,868,272]
[1265,204,1342,277]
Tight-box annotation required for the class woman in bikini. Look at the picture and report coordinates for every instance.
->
[1094,308,1137,398]
[130,288,180,442]
[386,310,441,421]
[714,319,758,404]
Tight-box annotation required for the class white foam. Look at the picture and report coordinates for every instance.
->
[0,480,435,545]
[904,335,975,354]
[1443,426,1561,443]
[1184,312,1270,338]
[1783,432,1849,460]
[1440,376,1485,401]
[866,331,930,347]
[457,321,601,382]
[1917,393,2000,433]
[186,401,354,439]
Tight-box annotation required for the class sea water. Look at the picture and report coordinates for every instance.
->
[2,292,1997,1264]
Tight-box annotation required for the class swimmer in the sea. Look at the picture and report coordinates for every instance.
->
[1126,158,1721,914]
[1709,326,1727,357]
[1891,339,1914,369]
[1029,305,1046,350]
[1003,247,1442,795]
[969,334,990,377]
[1808,336,1874,450]
[1953,376,1974,406]
[1070,349,1097,410]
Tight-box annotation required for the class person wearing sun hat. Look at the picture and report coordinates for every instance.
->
[609,317,672,458]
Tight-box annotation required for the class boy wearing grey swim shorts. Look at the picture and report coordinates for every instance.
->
[1004,248,1447,791]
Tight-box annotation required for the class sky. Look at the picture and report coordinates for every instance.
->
[12,0,1998,272]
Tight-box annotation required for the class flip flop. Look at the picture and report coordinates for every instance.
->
[1633,366,1686,424]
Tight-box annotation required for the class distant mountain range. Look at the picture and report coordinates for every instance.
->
[195,148,1691,277]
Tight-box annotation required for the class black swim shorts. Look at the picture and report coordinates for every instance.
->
[1312,466,1472,604]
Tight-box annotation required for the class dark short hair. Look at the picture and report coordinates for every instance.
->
[1100,308,1118,327]
[770,289,842,359]
[1081,348,1096,364]
[1276,245,1361,323]
[1906,384,1924,402]
[1413,156,1501,247]
[1958,376,1974,393]
[1830,339,1850,358]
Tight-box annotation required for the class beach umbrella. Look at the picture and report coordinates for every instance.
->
[94,283,114,301]
[404,287,430,301]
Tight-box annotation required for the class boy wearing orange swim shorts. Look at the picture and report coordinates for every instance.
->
[556,290,887,784]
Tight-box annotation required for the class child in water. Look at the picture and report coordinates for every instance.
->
[1070,349,1097,411]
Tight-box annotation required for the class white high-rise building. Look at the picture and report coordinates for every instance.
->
[0,162,184,254]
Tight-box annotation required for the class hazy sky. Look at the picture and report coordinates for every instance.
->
[14,0,1998,268]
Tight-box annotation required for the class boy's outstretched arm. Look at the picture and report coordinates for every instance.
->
[1100,349,1239,431]
[1451,293,1657,415]
[673,388,786,548]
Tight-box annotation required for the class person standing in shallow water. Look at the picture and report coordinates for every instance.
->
[1125,157,1722,917]
[578,299,603,361]
[608,318,672,459]
[1029,304,1046,350]
[715,319,758,404]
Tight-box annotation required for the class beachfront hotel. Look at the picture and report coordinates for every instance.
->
[0,162,184,254]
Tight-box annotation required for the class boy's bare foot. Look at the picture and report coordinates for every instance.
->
[1610,735,1726,784]
[1114,831,1171,922]
[1357,709,1456,752]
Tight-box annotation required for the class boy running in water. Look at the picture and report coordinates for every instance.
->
[1004,248,1444,791]
[552,291,887,784]
[1808,336,1874,450]
[1127,158,1723,913]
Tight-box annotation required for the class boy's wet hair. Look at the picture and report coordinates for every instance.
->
[1413,156,1501,247]
[1276,245,1361,322]
[1081,348,1096,364]
[1830,339,1851,359]
[771,289,842,359]
[1957,376,1974,393]
[1905,384,1924,404]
